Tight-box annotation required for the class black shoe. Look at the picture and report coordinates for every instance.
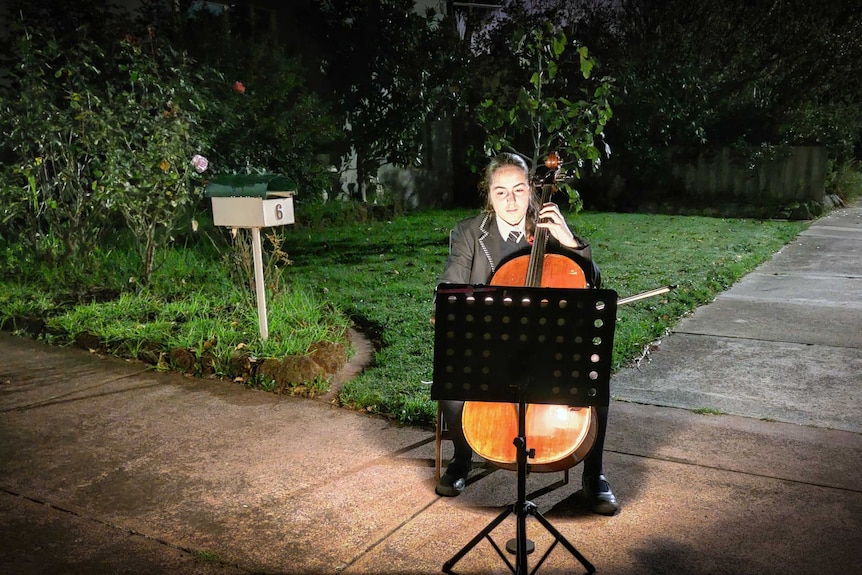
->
[436,465,470,497]
[582,474,619,516]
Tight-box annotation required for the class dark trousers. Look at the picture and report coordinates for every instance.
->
[440,399,608,478]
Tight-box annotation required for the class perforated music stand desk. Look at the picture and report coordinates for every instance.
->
[431,283,618,575]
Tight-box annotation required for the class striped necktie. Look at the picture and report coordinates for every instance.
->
[507,230,521,244]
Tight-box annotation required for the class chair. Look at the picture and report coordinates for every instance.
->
[435,403,449,481]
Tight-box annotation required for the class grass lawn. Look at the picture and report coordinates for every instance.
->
[0,208,808,427]
[283,209,807,424]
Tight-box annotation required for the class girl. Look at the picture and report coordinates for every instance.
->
[435,152,618,516]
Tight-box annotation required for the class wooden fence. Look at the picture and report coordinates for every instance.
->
[673,146,827,205]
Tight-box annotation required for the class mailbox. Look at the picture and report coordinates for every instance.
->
[204,174,298,341]
[205,174,296,228]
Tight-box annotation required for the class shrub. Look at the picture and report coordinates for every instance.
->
[98,33,210,284]
[0,27,114,267]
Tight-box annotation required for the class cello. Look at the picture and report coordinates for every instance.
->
[460,153,674,473]
[461,152,597,472]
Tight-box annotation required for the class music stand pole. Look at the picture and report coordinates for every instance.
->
[513,384,535,575]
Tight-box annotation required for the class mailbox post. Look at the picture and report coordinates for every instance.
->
[205,175,296,341]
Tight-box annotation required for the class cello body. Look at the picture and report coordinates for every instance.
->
[462,397,597,472]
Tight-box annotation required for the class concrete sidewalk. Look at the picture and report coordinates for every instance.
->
[612,200,862,433]
[1,202,861,575]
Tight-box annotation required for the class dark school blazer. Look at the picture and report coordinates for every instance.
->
[437,212,601,288]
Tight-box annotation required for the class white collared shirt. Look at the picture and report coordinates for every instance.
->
[496,218,525,243]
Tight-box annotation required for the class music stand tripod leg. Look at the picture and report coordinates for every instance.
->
[514,394,534,575]
[442,506,514,574]
[531,510,596,573]
[515,390,595,574]
[444,392,595,575]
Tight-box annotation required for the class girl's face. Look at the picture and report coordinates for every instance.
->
[489,165,531,226]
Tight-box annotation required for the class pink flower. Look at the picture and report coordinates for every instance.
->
[191,154,208,174]
[233,81,246,94]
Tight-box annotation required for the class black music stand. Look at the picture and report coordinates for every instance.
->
[431,284,617,575]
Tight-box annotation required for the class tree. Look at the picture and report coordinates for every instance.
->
[464,1,614,208]
[135,0,341,195]
[594,0,862,194]
[0,2,209,285]
[317,0,460,201]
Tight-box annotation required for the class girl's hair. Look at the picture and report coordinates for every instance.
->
[480,153,539,236]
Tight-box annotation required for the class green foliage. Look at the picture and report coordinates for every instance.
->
[0,0,343,291]
[0,26,114,265]
[11,246,349,370]
[591,0,862,190]
[194,47,339,196]
[317,0,461,199]
[692,407,725,416]
[0,283,57,332]
[132,0,343,195]
[254,288,348,358]
[467,7,614,209]
[0,13,208,286]
[98,35,209,284]
[194,550,222,564]
[826,159,862,203]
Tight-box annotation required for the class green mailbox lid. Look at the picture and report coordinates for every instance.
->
[205,174,297,198]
